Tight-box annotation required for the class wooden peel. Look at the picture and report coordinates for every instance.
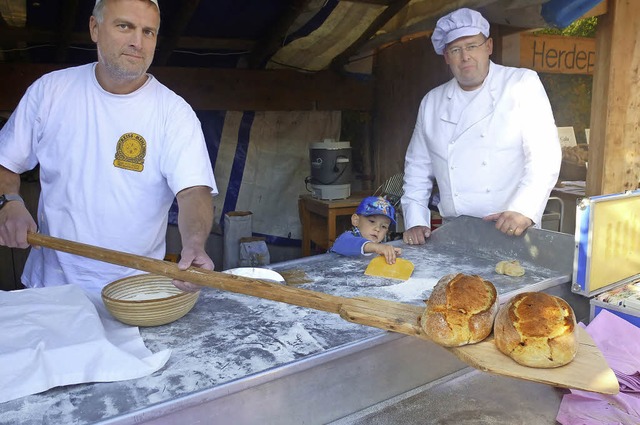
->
[364,256,414,280]
[340,297,618,395]
[27,232,619,395]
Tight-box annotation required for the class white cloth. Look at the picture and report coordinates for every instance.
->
[0,285,171,404]
[401,61,561,229]
[0,63,217,291]
[431,8,490,55]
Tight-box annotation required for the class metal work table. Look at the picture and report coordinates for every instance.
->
[332,369,567,424]
[0,217,581,425]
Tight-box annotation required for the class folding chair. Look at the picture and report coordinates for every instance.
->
[541,196,565,232]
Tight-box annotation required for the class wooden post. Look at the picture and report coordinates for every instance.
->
[588,0,640,195]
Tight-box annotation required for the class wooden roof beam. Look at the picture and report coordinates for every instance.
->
[331,0,410,72]
[0,26,254,53]
[247,0,312,69]
[155,0,202,66]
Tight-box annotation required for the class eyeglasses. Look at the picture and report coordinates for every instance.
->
[446,38,489,57]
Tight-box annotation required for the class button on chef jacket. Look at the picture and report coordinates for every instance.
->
[402,61,561,229]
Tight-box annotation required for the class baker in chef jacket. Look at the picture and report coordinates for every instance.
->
[401,8,561,245]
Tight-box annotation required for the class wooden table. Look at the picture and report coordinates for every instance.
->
[298,194,368,256]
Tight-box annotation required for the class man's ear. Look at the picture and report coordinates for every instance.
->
[351,214,360,227]
[89,16,99,43]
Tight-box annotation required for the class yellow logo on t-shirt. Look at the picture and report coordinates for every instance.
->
[113,133,146,172]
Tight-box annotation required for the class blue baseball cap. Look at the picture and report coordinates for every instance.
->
[356,196,396,224]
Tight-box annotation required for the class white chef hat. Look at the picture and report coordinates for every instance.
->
[431,8,490,55]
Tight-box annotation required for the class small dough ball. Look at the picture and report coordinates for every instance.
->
[496,260,525,277]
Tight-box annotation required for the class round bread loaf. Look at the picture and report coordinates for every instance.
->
[494,292,577,368]
[421,273,498,347]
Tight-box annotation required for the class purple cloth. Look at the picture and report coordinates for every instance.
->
[557,391,640,424]
[556,310,640,424]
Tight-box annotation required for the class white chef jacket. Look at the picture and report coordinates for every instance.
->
[402,61,561,229]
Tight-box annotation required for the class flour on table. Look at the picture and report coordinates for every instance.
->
[123,291,178,301]
[381,277,439,302]
[273,322,325,356]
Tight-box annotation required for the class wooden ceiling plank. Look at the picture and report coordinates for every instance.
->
[247,0,313,69]
[0,26,254,52]
[331,0,409,71]
[155,0,202,66]
[0,63,373,112]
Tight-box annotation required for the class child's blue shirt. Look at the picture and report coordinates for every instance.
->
[329,227,372,256]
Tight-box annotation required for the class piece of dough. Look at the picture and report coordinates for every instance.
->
[495,260,525,277]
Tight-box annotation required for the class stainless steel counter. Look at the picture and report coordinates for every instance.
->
[0,217,581,425]
[331,369,567,424]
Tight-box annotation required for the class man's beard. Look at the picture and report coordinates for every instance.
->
[98,48,149,82]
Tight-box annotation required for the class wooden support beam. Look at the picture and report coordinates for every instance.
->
[0,26,254,52]
[247,0,312,69]
[0,12,8,27]
[0,64,373,112]
[587,0,640,195]
[331,0,410,71]
[154,0,202,66]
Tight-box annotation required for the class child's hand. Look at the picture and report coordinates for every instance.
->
[367,243,402,264]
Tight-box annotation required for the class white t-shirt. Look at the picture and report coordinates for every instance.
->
[0,63,217,291]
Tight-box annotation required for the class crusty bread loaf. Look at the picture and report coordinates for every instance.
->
[494,292,577,368]
[421,273,498,347]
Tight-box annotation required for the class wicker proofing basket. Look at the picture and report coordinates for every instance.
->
[102,273,200,327]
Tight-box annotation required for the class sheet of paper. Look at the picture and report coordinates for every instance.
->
[558,126,577,148]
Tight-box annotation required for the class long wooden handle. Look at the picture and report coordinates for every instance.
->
[25,234,620,395]
[27,232,348,314]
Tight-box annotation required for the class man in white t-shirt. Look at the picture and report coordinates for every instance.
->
[0,0,217,292]
[401,8,561,245]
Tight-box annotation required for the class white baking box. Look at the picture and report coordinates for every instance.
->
[571,189,640,327]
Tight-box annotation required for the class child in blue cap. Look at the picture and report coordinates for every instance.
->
[330,196,402,264]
